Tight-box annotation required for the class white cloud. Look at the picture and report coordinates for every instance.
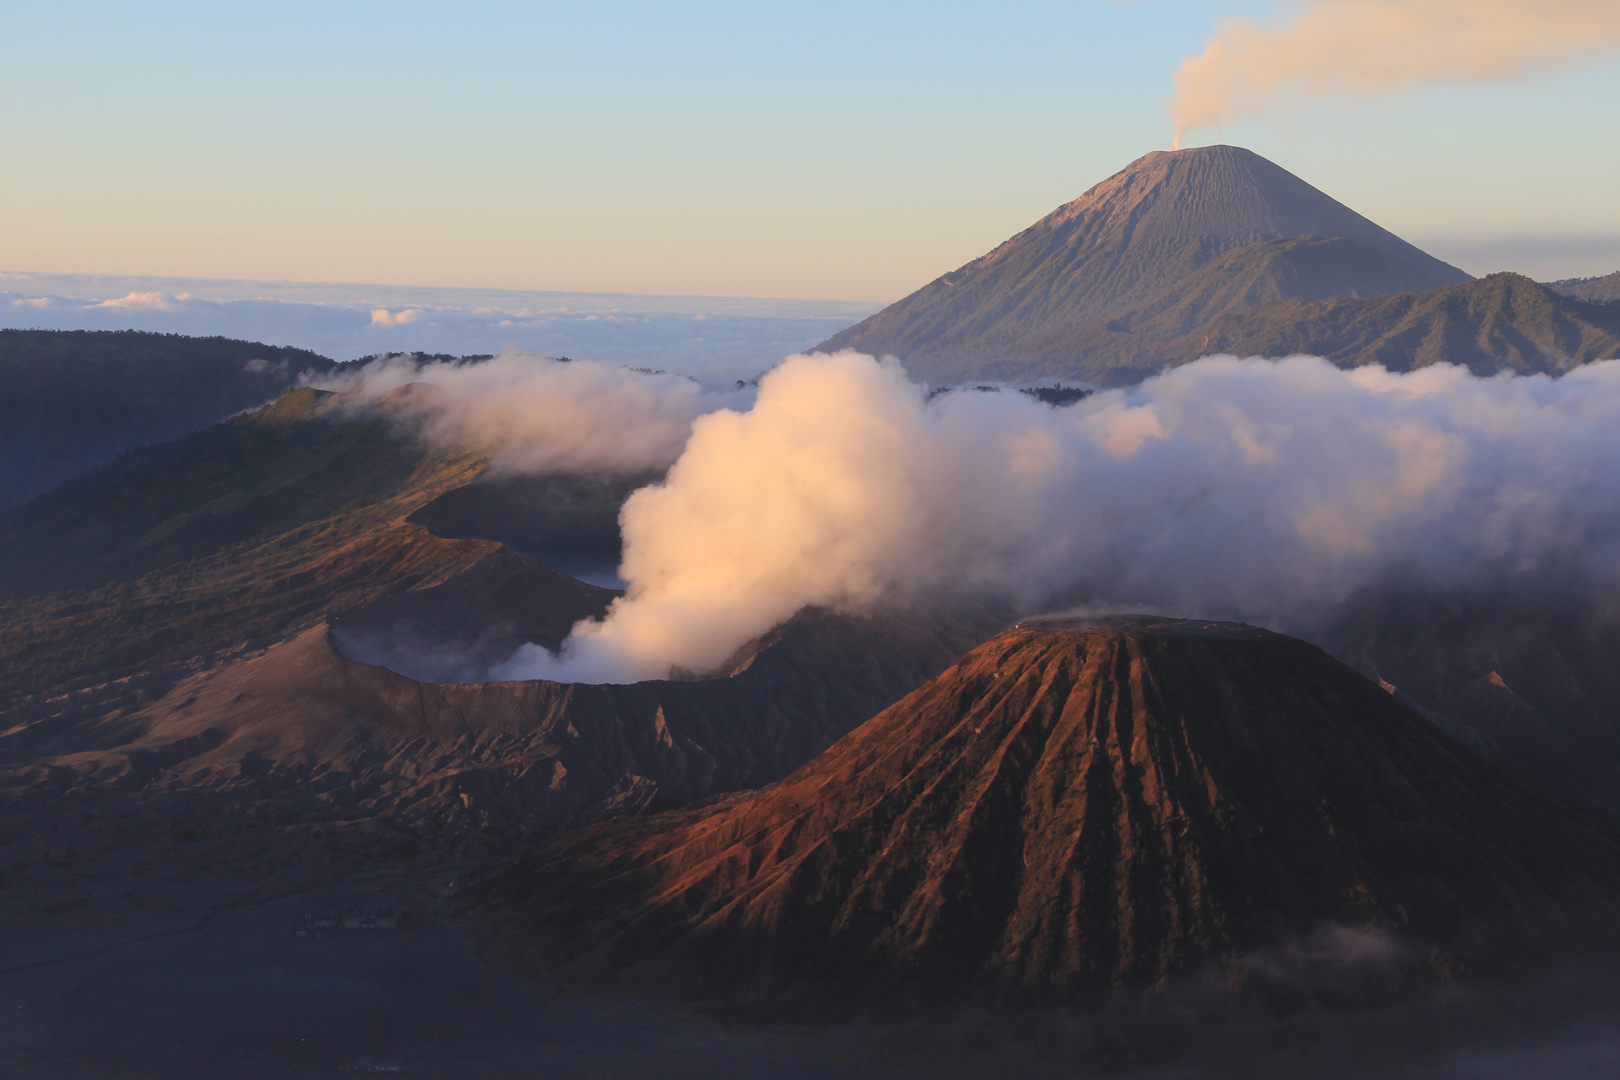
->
[487,351,1620,683]
[370,307,425,327]
[315,349,747,477]
[1170,0,1620,147]
[93,291,187,311]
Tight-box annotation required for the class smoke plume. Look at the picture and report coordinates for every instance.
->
[1169,0,1620,148]
[315,349,746,477]
[495,350,1620,684]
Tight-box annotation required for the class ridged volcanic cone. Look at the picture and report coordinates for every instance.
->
[473,616,1620,1015]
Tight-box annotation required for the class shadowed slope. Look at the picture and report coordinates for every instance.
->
[1089,235,1448,339]
[0,603,1009,857]
[1319,581,1620,816]
[474,617,1620,1017]
[0,329,342,512]
[816,146,1467,380]
[0,384,1011,887]
[1019,272,1620,386]
[1183,272,1620,377]
[0,386,613,699]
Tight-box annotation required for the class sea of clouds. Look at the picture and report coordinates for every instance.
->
[0,271,878,386]
[321,348,1620,685]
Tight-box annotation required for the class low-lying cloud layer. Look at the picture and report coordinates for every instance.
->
[1170,0,1620,148]
[317,351,746,478]
[482,350,1620,684]
[1,272,878,385]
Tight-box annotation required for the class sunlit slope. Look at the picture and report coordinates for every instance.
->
[0,329,341,511]
[473,617,1620,1017]
[1548,270,1620,304]
[0,387,605,698]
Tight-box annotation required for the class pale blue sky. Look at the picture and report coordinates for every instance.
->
[3,1,1618,301]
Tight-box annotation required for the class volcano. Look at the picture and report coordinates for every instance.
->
[816,146,1470,383]
[474,616,1620,1016]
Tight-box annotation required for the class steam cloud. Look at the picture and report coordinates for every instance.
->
[316,349,746,477]
[494,350,1620,684]
[1169,0,1620,148]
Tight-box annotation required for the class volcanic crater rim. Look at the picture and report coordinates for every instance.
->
[1013,613,1277,639]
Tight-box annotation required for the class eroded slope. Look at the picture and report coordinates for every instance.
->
[471,617,1620,1017]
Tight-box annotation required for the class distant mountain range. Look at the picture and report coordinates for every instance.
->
[817,146,1620,384]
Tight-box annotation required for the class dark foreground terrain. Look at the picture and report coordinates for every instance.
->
[0,861,906,1079]
[5,844,1620,1079]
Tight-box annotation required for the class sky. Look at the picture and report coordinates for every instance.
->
[3,1,1619,314]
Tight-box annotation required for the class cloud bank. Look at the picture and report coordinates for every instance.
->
[1169,0,1620,148]
[489,351,1620,684]
[0,272,879,385]
[317,350,748,478]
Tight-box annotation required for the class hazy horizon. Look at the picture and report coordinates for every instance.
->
[0,269,883,384]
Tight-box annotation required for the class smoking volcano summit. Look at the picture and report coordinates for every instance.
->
[817,145,1472,381]
[816,145,1620,387]
[470,616,1620,1018]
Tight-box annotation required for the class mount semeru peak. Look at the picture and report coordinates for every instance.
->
[817,145,1472,384]
[471,616,1620,1018]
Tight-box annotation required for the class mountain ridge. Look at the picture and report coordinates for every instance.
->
[1187,272,1620,376]
[817,146,1470,379]
[1003,271,1620,387]
[1547,270,1620,304]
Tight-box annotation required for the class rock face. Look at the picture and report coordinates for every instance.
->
[817,146,1469,383]
[473,616,1620,1016]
